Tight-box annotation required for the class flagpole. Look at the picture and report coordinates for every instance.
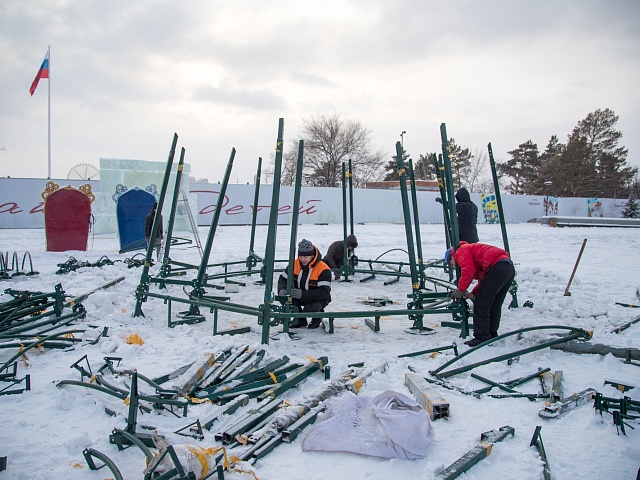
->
[47,45,51,179]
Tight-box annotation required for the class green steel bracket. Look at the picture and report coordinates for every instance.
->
[435,425,515,479]
[211,355,290,389]
[212,306,251,337]
[70,354,93,380]
[604,379,635,393]
[174,419,204,441]
[364,316,381,332]
[57,379,128,400]
[0,361,18,381]
[197,374,287,402]
[257,356,328,402]
[0,328,86,373]
[83,448,124,480]
[218,396,284,444]
[474,367,551,395]
[109,428,155,460]
[529,426,551,480]
[200,394,249,430]
[398,342,459,359]
[431,326,592,379]
[471,373,520,395]
[281,404,325,443]
[197,344,251,390]
[0,373,30,396]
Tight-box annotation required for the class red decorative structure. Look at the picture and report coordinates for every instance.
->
[42,182,94,252]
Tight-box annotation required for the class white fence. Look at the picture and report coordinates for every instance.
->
[0,177,627,230]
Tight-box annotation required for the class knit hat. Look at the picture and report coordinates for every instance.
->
[444,247,453,265]
[298,239,315,257]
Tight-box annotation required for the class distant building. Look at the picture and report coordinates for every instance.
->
[365,180,439,191]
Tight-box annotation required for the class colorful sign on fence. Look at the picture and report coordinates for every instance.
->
[481,194,499,224]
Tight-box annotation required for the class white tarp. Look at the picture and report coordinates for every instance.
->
[301,390,435,460]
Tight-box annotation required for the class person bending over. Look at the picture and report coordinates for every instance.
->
[278,239,332,329]
[445,241,515,346]
[323,234,358,280]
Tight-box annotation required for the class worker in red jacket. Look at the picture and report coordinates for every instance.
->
[445,241,515,347]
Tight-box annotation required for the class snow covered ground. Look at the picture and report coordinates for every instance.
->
[0,222,639,480]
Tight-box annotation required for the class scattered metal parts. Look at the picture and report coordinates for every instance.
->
[529,426,551,480]
[539,388,596,418]
[431,326,591,379]
[435,425,515,479]
[405,373,449,419]
[83,448,124,480]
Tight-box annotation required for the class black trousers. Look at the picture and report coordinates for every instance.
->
[293,300,326,322]
[471,260,515,340]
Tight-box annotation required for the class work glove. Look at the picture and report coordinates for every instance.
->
[334,273,341,281]
[464,292,474,299]
[435,197,443,204]
[449,289,464,300]
[278,289,287,296]
[290,288,303,300]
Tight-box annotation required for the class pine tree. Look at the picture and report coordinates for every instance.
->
[497,140,539,194]
[621,190,640,218]
[382,148,410,181]
[447,138,472,190]
[571,108,636,198]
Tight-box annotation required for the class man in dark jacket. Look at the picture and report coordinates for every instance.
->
[455,188,479,244]
[323,234,358,280]
[278,239,332,329]
[144,202,164,261]
[445,241,515,346]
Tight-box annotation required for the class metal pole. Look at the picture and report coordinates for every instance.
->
[159,147,186,273]
[133,133,178,317]
[260,119,285,344]
[440,124,460,253]
[341,163,349,281]
[247,157,263,270]
[488,142,519,308]
[47,45,51,179]
[408,159,425,289]
[564,238,587,296]
[282,140,306,329]
[348,159,355,236]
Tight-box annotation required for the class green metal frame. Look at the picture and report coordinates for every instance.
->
[488,142,519,308]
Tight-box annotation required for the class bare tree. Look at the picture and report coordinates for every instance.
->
[466,148,492,193]
[279,114,387,187]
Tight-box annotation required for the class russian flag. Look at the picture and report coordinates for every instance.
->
[29,49,49,96]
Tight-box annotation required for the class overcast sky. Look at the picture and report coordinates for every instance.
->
[1,0,639,184]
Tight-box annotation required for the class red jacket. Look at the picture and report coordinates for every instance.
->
[452,241,510,294]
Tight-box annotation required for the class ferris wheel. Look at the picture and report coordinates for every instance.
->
[67,163,100,181]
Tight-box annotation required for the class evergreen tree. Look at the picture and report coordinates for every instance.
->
[382,148,410,181]
[570,108,636,198]
[414,153,437,180]
[497,140,539,194]
[530,135,564,194]
[447,138,472,190]
[546,130,593,197]
[621,190,640,218]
